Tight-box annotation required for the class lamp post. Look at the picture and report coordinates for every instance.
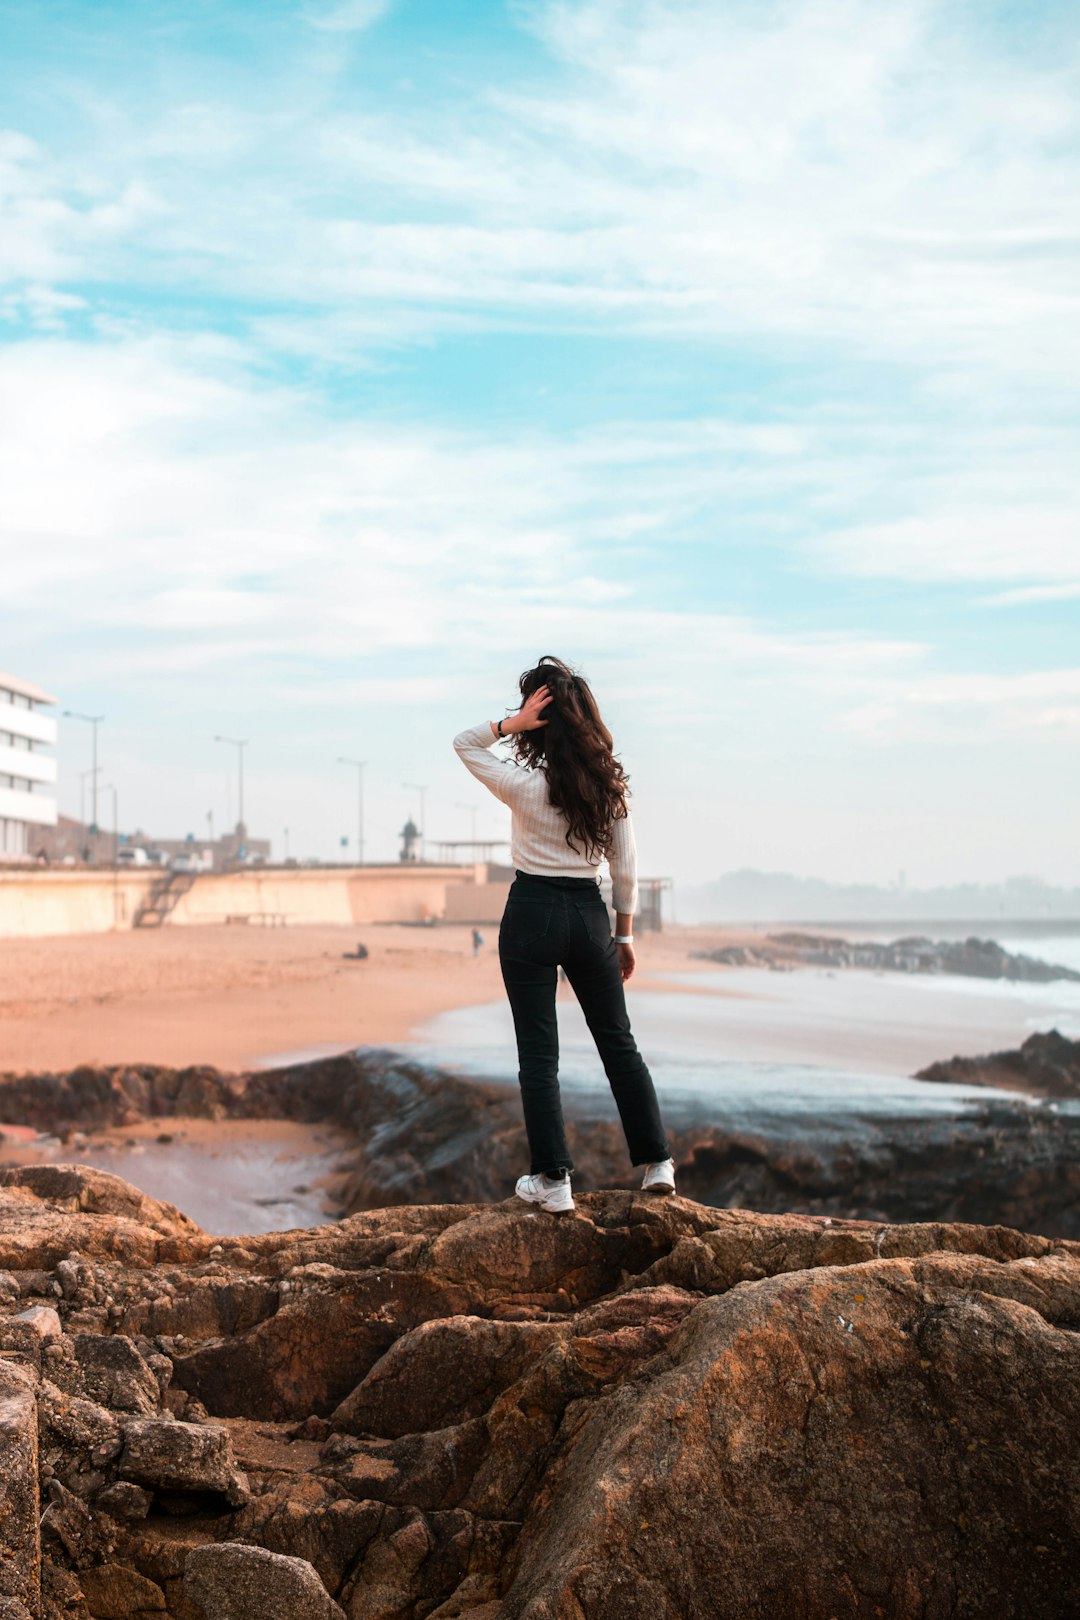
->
[403,782,428,862]
[102,783,118,860]
[214,735,248,832]
[63,711,104,833]
[78,768,98,831]
[100,783,120,926]
[338,758,366,866]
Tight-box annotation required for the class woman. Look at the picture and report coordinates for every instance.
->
[453,655,675,1213]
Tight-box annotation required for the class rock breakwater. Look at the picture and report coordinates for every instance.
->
[0,1166,1078,1618]
[695,931,1080,981]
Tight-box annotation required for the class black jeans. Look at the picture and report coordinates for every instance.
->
[498,870,671,1177]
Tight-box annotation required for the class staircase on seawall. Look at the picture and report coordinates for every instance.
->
[133,870,198,928]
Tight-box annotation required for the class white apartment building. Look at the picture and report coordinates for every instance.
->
[0,672,58,858]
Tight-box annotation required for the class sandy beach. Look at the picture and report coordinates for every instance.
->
[1,920,1074,1077]
[0,920,774,1074]
[0,921,515,1073]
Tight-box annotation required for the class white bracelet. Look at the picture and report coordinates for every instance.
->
[614,934,634,945]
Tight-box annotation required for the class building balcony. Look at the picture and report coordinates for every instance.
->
[0,785,58,827]
[0,744,57,785]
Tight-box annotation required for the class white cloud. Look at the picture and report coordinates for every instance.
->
[815,508,1080,590]
[302,0,392,33]
[839,669,1080,744]
[0,332,925,703]
[2,0,1078,391]
[978,583,1080,608]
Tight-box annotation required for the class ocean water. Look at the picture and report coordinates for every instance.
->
[406,923,1080,1133]
[659,960,1080,1043]
[997,931,1080,977]
[406,993,1061,1137]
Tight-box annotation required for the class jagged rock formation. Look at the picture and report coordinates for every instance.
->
[2,1051,1078,1238]
[695,931,1080,981]
[0,1164,1077,1618]
[916,1027,1080,1101]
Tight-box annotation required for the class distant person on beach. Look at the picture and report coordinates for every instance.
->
[454,654,675,1213]
[471,928,484,958]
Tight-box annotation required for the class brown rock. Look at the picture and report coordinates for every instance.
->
[12,1303,61,1338]
[119,1417,250,1507]
[916,1027,1080,1099]
[2,1170,1078,1618]
[72,1333,162,1415]
[183,1542,345,1620]
[0,1164,202,1270]
[171,1271,476,1421]
[95,1479,152,1520]
[331,1316,566,1438]
[80,1560,166,1617]
[503,1253,1080,1618]
[0,1164,198,1231]
[37,1380,122,1503]
[0,1360,39,1615]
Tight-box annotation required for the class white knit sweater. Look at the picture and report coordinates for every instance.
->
[453,721,639,915]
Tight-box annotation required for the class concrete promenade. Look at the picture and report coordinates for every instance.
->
[0,863,512,937]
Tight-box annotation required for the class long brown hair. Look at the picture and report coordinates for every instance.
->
[509,655,630,861]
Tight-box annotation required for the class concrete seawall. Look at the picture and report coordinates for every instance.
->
[0,863,509,938]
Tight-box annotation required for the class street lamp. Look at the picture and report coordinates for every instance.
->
[99,783,119,861]
[78,768,98,831]
[338,758,366,866]
[403,782,428,862]
[214,735,248,831]
[63,711,104,832]
[100,783,120,926]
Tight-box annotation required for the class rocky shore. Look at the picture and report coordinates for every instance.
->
[916,1028,1080,1101]
[693,931,1080,981]
[1,1047,1078,1239]
[0,1164,1077,1619]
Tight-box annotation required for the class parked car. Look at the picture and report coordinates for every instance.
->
[116,847,150,867]
[170,852,203,874]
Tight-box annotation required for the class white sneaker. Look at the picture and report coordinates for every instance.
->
[515,1172,575,1214]
[640,1158,676,1196]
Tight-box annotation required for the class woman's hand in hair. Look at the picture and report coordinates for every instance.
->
[507,684,553,734]
[616,941,636,982]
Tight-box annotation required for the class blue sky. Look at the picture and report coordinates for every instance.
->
[1,0,1078,887]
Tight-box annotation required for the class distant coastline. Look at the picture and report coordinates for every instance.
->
[678,867,1080,925]
[720,915,1080,936]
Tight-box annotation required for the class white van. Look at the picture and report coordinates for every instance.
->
[116,847,150,867]
[171,851,211,874]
